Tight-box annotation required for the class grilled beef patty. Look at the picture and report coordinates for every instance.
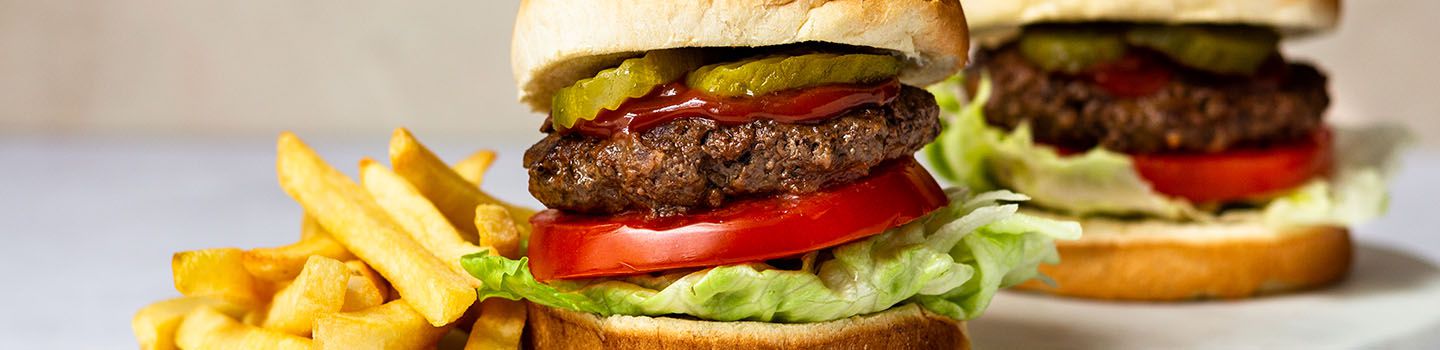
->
[973,44,1330,154]
[525,85,940,215]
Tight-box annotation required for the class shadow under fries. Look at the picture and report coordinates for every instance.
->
[971,242,1440,350]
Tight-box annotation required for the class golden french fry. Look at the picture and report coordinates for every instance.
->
[452,150,497,186]
[345,260,389,298]
[173,248,265,307]
[262,256,348,336]
[389,128,535,244]
[475,204,521,259]
[342,261,387,312]
[174,305,236,350]
[300,214,325,240]
[360,159,486,280]
[275,133,474,326]
[243,233,354,282]
[465,299,527,350]
[176,306,311,350]
[314,300,448,350]
[438,328,471,350]
[241,309,266,326]
[133,297,247,350]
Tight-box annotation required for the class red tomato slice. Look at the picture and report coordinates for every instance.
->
[1131,129,1333,203]
[526,157,947,282]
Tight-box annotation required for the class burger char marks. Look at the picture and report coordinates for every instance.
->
[974,44,1330,154]
[524,85,940,216]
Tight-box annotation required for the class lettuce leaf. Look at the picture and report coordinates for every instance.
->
[924,74,1197,219]
[923,74,1404,227]
[461,189,1080,323]
[1264,125,1409,227]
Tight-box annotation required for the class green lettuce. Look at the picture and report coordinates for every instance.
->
[461,189,1080,323]
[1264,125,1408,226]
[923,74,1405,227]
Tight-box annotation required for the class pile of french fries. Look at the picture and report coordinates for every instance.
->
[133,129,536,349]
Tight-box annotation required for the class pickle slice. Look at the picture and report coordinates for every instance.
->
[551,50,704,129]
[1018,26,1127,73]
[1125,25,1279,75]
[686,53,902,97]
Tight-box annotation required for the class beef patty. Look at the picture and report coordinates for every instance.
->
[525,85,940,215]
[973,44,1330,154]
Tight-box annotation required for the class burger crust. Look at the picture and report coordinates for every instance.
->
[965,0,1339,39]
[525,303,970,350]
[512,0,970,112]
[1015,215,1351,301]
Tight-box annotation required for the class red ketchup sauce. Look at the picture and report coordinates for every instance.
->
[563,80,901,137]
[1088,53,1172,98]
[1084,52,1289,98]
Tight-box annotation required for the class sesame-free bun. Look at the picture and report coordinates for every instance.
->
[512,0,970,112]
[525,303,970,350]
[1015,213,1351,301]
[965,0,1340,38]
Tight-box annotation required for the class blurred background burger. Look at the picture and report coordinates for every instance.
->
[925,0,1408,300]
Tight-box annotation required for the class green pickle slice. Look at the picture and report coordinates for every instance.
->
[686,53,902,97]
[1125,25,1279,75]
[1018,26,1127,73]
[550,50,703,129]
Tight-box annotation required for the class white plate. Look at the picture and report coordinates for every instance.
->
[972,243,1440,349]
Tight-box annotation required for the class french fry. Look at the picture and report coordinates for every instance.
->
[452,150,497,186]
[342,261,387,312]
[173,248,265,307]
[360,159,485,280]
[176,306,311,350]
[133,297,247,350]
[314,300,448,350]
[438,328,471,350]
[474,205,521,259]
[275,133,474,326]
[241,309,266,326]
[300,214,325,240]
[465,299,527,350]
[389,128,535,244]
[262,256,348,336]
[466,207,527,350]
[243,233,354,282]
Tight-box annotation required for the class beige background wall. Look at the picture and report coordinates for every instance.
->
[1,1,1436,147]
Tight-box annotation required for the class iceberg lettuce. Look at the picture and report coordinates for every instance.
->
[461,189,1080,323]
[923,74,1404,227]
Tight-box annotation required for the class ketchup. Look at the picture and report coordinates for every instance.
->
[565,80,901,137]
[1089,53,1172,98]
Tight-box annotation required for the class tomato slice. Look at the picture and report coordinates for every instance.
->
[1131,129,1333,203]
[526,157,947,282]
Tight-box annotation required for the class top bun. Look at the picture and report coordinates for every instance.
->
[966,0,1340,39]
[512,0,969,112]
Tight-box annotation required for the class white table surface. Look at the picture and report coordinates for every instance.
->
[2,134,1437,349]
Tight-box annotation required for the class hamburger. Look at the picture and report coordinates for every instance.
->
[457,0,1080,348]
[925,0,1404,300]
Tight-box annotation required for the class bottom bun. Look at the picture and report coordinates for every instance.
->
[1015,213,1352,301]
[525,303,969,350]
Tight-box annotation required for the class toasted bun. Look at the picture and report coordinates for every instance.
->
[512,0,969,112]
[525,303,969,350]
[966,0,1340,39]
[1016,214,1351,301]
